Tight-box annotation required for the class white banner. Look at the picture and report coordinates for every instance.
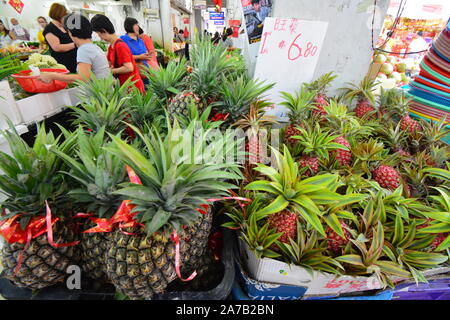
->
[253,18,329,121]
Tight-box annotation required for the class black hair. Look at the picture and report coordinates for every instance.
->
[138,26,144,35]
[64,13,92,39]
[91,14,115,34]
[179,30,184,34]
[221,27,233,41]
[124,17,139,34]
[252,0,261,4]
[417,31,423,37]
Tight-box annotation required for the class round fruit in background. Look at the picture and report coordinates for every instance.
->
[381,62,394,75]
[396,62,407,73]
[377,72,387,80]
[387,56,397,64]
[374,54,387,63]
[389,71,402,82]
[400,73,409,83]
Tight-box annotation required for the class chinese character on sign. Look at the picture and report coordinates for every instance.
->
[8,0,24,14]
[274,18,287,31]
[289,18,299,34]
[278,40,286,49]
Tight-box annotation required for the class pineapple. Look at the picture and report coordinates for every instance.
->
[103,121,242,299]
[400,115,422,135]
[294,123,348,176]
[213,76,274,126]
[376,122,410,156]
[0,122,80,290]
[340,77,378,119]
[280,86,316,145]
[352,138,402,191]
[267,211,297,243]
[144,58,188,103]
[53,127,127,283]
[245,145,345,238]
[306,72,337,117]
[169,38,245,123]
[372,165,401,191]
[331,136,352,167]
[71,74,132,135]
[326,221,351,253]
[234,101,278,165]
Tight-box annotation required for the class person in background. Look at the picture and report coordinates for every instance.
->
[39,13,110,84]
[409,31,429,61]
[174,28,184,43]
[120,17,151,85]
[43,3,78,73]
[91,14,144,92]
[211,31,220,45]
[0,20,16,46]
[138,27,159,71]
[10,18,30,41]
[220,27,235,50]
[36,16,48,51]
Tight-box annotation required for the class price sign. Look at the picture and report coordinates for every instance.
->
[253,18,328,120]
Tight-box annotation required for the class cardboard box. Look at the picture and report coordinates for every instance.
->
[239,239,450,297]
[235,261,307,300]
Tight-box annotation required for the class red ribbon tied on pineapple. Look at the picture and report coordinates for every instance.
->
[77,165,144,234]
[0,201,80,276]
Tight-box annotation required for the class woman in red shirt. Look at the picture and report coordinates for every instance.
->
[90,14,144,92]
[138,27,159,71]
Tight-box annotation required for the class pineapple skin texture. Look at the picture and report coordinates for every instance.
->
[105,210,212,299]
[1,222,81,290]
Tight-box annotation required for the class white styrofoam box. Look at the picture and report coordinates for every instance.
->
[0,80,23,130]
[239,239,450,297]
[16,89,71,125]
[66,87,82,106]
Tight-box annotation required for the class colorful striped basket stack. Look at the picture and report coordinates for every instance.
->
[405,19,450,144]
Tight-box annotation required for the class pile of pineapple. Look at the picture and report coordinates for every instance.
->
[225,73,450,288]
[0,36,448,299]
[0,39,247,299]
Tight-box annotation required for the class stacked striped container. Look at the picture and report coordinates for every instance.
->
[405,19,450,144]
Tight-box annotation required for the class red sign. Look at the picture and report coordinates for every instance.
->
[183,17,189,24]
[8,0,24,14]
[229,20,241,38]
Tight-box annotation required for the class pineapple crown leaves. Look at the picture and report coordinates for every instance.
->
[292,123,348,160]
[280,86,316,122]
[304,72,337,94]
[418,117,450,148]
[277,221,345,275]
[339,76,379,106]
[104,120,243,236]
[240,208,283,259]
[173,102,223,131]
[0,119,77,227]
[213,77,275,124]
[52,127,127,219]
[189,38,246,100]
[245,145,348,237]
[71,74,132,135]
[127,88,167,133]
[143,58,188,102]
[233,101,278,132]
[376,121,408,152]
